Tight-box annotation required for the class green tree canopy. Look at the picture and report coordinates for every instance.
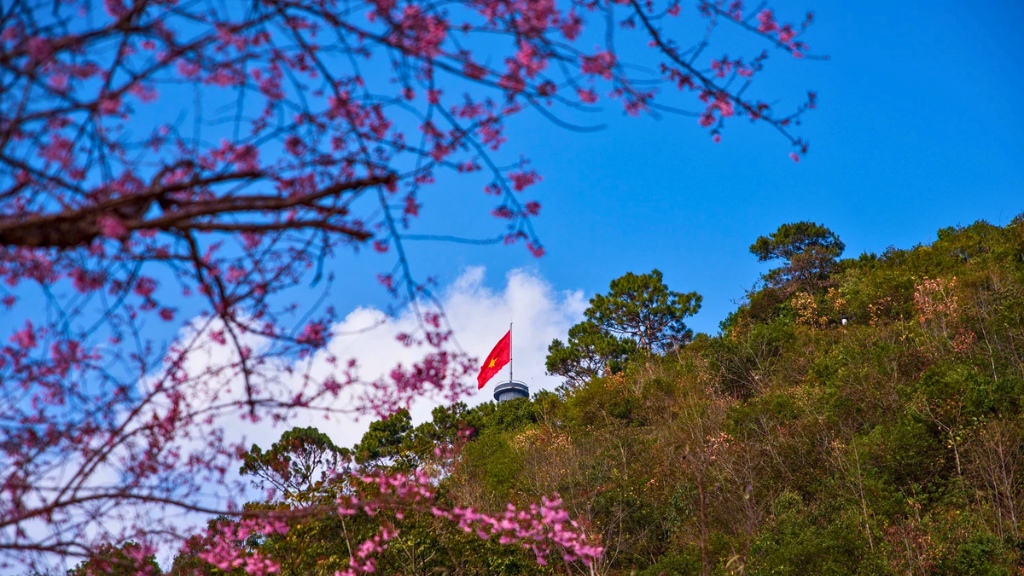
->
[352,409,416,469]
[239,426,348,500]
[546,321,638,387]
[750,221,845,292]
[547,270,701,386]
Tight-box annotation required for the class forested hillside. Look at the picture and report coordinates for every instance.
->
[80,217,1024,575]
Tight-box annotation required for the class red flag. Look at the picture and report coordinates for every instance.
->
[477,330,511,389]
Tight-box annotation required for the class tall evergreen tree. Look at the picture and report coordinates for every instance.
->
[547,270,701,385]
[750,221,845,292]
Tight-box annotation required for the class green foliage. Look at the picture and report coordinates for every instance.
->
[546,321,637,387]
[941,532,1014,576]
[547,269,701,386]
[749,503,872,576]
[634,550,700,576]
[587,269,702,353]
[239,426,347,499]
[352,409,415,468]
[461,432,523,496]
[159,216,1024,576]
[750,221,845,292]
[750,221,845,263]
[562,375,644,427]
[700,317,795,398]
[488,396,540,432]
[726,390,802,438]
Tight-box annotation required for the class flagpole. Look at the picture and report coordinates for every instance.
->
[508,322,513,382]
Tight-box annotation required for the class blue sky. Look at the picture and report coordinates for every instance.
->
[373,0,1024,337]
[12,0,1022,386]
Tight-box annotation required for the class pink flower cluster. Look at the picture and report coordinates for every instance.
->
[196,518,290,576]
[698,91,735,128]
[581,51,616,80]
[336,525,401,575]
[436,497,603,565]
[332,469,601,573]
[754,8,812,57]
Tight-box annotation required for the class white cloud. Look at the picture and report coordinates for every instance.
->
[291,266,586,450]
[167,266,586,458]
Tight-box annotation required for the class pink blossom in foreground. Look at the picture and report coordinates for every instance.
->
[10,321,37,350]
[329,468,602,573]
[195,518,289,576]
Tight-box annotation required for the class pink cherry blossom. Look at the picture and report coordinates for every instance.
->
[97,215,129,239]
[581,50,616,79]
[10,321,36,349]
